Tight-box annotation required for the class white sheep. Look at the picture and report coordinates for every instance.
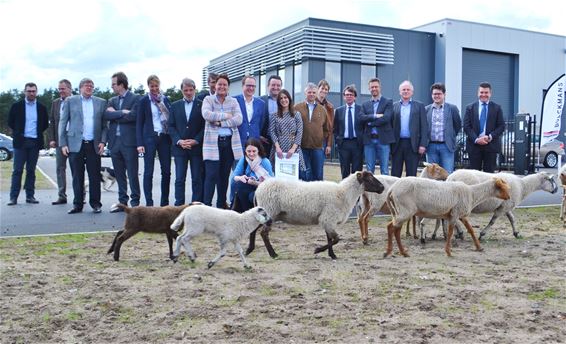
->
[356,162,449,244]
[444,170,558,239]
[170,205,272,269]
[248,171,385,260]
[384,177,510,257]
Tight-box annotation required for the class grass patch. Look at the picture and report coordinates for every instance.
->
[528,288,560,301]
[0,160,53,191]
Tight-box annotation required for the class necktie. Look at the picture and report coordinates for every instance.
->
[347,107,354,138]
[117,96,124,136]
[480,102,487,134]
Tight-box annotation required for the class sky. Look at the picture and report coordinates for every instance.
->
[0,0,564,93]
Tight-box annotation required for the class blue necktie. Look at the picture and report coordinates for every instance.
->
[480,102,487,134]
[117,96,124,136]
[347,106,354,138]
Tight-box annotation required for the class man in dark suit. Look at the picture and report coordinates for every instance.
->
[7,82,49,205]
[234,76,266,148]
[333,85,364,179]
[360,78,394,175]
[196,72,218,102]
[391,80,428,177]
[169,78,205,205]
[259,75,282,155]
[47,79,72,205]
[425,83,462,174]
[463,82,505,173]
[104,72,141,211]
[59,78,108,214]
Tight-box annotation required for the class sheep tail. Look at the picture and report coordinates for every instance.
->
[170,210,186,232]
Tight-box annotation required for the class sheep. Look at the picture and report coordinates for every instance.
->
[107,203,198,261]
[356,162,449,244]
[560,165,566,227]
[441,170,558,239]
[170,205,272,269]
[384,177,510,257]
[247,171,384,260]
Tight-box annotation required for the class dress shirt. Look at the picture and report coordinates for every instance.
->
[345,103,356,138]
[399,100,412,139]
[81,96,95,140]
[150,98,163,134]
[267,96,277,115]
[24,99,38,138]
[245,98,254,123]
[184,98,194,122]
[478,101,489,136]
[307,102,316,122]
[431,103,445,142]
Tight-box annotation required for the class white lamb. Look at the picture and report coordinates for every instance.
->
[248,171,384,260]
[170,205,272,269]
[444,170,558,239]
[384,177,510,257]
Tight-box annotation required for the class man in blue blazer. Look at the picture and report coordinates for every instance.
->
[169,78,205,205]
[7,82,49,205]
[463,82,505,173]
[104,72,141,211]
[333,85,364,179]
[391,80,428,177]
[360,78,395,175]
[425,83,462,174]
[235,76,266,148]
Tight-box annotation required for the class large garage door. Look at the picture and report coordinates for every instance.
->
[462,49,516,120]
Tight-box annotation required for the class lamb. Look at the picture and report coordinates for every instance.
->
[560,165,566,227]
[247,171,384,260]
[384,177,510,257]
[170,205,272,269]
[107,203,196,261]
[356,162,449,244]
[441,170,558,239]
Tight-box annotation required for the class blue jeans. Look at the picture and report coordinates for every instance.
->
[302,148,324,181]
[143,133,171,206]
[426,143,455,173]
[10,138,40,200]
[364,140,390,175]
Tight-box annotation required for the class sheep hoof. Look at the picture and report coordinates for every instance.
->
[401,251,410,257]
[207,261,215,269]
[514,233,522,239]
[420,238,426,245]
[314,247,324,254]
[431,234,437,240]
[244,265,252,271]
[383,251,392,258]
[476,247,484,252]
[172,256,179,263]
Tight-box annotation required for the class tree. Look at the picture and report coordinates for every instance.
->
[164,86,183,103]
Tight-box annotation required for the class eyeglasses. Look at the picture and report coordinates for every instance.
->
[245,84,256,88]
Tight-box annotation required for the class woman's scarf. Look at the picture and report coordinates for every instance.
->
[246,156,270,181]
[150,92,170,133]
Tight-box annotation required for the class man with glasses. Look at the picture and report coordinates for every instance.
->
[7,82,49,205]
[235,76,265,148]
[333,85,363,179]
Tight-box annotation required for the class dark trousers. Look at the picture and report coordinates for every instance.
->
[233,181,257,212]
[174,152,204,205]
[55,146,68,200]
[203,137,234,208]
[10,138,40,200]
[338,139,363,179]
[69,141,101,209]
[110,138,140,206]
[391,138,420,177]
[469,147,497,173]
[142,133,171,206]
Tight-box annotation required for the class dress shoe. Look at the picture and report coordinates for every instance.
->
[26,197,39,204]
[7,199,17,206]
[52,198,67,205]
[109,203,125,213]
[68,207,83,214]
[92,207,102,214]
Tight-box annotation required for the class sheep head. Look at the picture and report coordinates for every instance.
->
[540,172,558,194]
[253,207,273,226]
[560,172,566,186]
[493,178,511,200]
[356,171,385,194]
[422,162,449,180]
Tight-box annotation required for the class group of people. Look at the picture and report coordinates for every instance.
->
[6,71,505,215]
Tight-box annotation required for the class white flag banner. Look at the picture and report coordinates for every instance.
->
[540,74,565,147]
[274,154,299,181]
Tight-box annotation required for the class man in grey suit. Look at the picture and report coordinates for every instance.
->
[59,78,108,214]
[425,83,462,173]
[47,79,73,205]
[104,72,141,211]
[360,78,394,175]
[391,80,428,177]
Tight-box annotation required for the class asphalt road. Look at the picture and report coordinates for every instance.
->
[0,156,563,237]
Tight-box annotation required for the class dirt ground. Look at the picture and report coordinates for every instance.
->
[1,206,564,344]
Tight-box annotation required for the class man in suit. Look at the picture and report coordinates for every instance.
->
[296,82,329,181]
[463,82,505,173]
[196,72,218,102]
[391,80,428,177]
[425,83,462,174]
[59,78,108,214]
[169,78,205,205]
[47,79,72,205]
[7,82,49,205]
[260,75,282,155]
[103,72,141,211]
[235,76,266,148]
[360,78,394,175]
[333,85,363,179]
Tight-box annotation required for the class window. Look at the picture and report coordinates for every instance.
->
[260,74,267,96]
[325,62,341,92]
[361,65,376,95]
[278,67,285,89]
[294,64,302,101]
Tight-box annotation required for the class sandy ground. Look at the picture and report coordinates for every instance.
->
[1,206,565,344]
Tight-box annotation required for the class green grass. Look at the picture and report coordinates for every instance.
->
[0,160,53,191]
[528,288,560,301]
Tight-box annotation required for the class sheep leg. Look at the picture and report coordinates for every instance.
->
[394,224,409,257]
[479,211,503,240]
[259,225,278,258]
[234,242,251,270]
[444,223,454,257]
[431,219,441,240]
[166,231,178,261]
[460,218,483,252]
[112,230,137,261]
[208,241,227,269]
[107,230,124,254]
[245,229,258,256]
[181,236,197,262]
[358,211,368,244]
[454,221,464,240]
[420,218,427,244]
[314,232,339,260]
[505,212,521,238]
[412,216,418,239]
[361,211,371,245]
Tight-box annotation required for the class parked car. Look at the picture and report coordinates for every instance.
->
[0,133,14,161]
[499,134,565,168]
